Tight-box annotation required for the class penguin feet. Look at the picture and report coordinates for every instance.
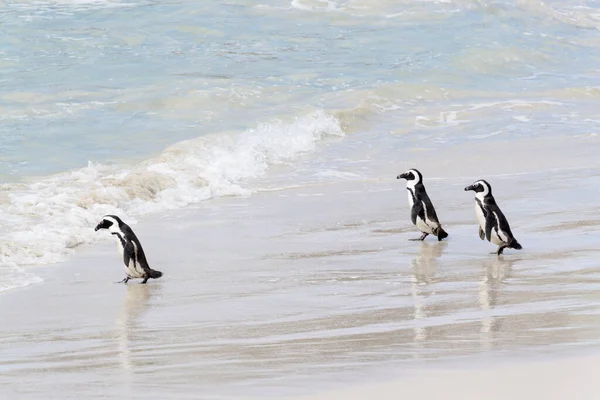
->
[410,233,429,241]
[117,277,130,284]
[141,277,149,284]
[496,245,507,256]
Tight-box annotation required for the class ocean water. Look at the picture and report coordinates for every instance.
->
[1,0,600,290]
[3,1,600,396]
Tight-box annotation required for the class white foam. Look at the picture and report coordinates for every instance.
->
[0,110,344,284]
[0,265,43,293]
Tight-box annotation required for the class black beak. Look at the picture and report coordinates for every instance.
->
[464,184,475,191]
[94,223,102,231]
[397,173,408,180]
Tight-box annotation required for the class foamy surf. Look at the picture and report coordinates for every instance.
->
[0,110,344,291]
[0,265,44,293]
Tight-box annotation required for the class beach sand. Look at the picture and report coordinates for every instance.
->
[291,354,600,400]
[2,136,600,399]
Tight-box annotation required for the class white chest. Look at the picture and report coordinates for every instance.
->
[407,189,414,208]
[115,237,125,258]
[475,202,486,230]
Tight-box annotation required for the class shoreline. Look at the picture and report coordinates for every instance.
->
[2,131,599,293]
[1,134,600,398]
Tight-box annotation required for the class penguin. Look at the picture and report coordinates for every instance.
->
[397,168,448,241]
[464,180,522,255]
[94,215,163,284]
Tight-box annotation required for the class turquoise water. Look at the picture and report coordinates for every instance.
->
[2,0,599,177]
[1,0,600,289]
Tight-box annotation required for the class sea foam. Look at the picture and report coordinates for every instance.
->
[0,110,344,291]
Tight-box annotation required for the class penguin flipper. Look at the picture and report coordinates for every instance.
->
[484,211,495,242]
[123,240,136,268]
[478,226,485,240]
[410,200,424,226]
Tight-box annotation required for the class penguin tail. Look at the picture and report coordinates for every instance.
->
[437,228,449,241]
[147,269,163,279]
[510,239,522,250]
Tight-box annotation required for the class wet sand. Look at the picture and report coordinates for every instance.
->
[2,136,600,399]
[292,354,600,400]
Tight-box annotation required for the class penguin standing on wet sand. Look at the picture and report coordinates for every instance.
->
[464,180,522,255]
[95,215,163,284]
[397,168,449,241]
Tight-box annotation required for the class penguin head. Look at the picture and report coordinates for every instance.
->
[464,180,492,197]
[397,169,423,186]
[94,215,123,232]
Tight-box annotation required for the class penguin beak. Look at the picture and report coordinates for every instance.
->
[397,173,408,180]
[464,184,475,191]
[94,223,103,231]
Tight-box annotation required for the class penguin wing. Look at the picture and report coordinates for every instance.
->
[475,200,487,241]
[123,240,136,268]
[484,210,496,242]
[486,201,514,243]
[130,239,155,273]
[494,210,514,243]
[409,189,424,225]
[416,186,440,225]
[411,201,424,225]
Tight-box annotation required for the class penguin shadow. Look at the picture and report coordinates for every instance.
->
[117,284,160,373]
[478,256,515,337]
[411,240,448,284]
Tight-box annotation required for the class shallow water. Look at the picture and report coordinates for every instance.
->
[2,158,600,398]
[2,0,600,290]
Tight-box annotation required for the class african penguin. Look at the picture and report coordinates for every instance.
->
[464,180,522,255]
[95,215,163,284]
[397,168,448,241]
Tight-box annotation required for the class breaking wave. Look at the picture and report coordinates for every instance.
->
[0,110,344,290]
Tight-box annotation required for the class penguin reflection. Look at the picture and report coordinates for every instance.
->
[411,241,447,346]
[479,256,514,350]
[412,241,447,284]
[117,284,157,373]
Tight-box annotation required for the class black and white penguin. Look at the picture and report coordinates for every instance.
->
[94,215,163,284]
[397,168,448,241]
[464,180,522,255]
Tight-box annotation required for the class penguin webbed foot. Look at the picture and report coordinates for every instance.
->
[141,277,149,284]
[409,233,429,241]
[496,245,507,256]
[117,277,130,284]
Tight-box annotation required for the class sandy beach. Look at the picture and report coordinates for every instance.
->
[2,136,600,399]
[291,355,600,400]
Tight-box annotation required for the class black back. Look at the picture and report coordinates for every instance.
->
[412,183,441,225]
[118,220,151,269]
[482,195,515,241]
[103,214,151,270]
